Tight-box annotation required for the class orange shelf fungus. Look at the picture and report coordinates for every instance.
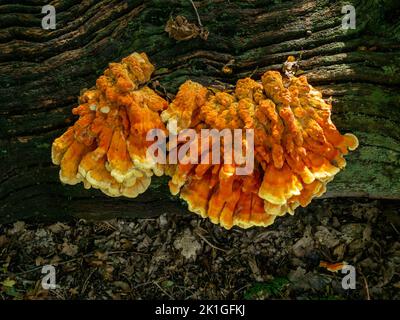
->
[52,52,168,198]
[162,70,358,230]
[53,52,358,230]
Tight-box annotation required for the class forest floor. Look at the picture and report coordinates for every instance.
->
[0,198,399,300]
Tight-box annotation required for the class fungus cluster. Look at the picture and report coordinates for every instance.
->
[52,53,168,198]
[162,72,358,229]
[52,52,358,229]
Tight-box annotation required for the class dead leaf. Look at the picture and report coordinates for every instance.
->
[35,256,46,266]
[50,255,62,265]
[48,222,70,234]
[340,223,365,244]
[89,260,104,267]
[222,65,233,74]
[248,256,263,282]
[282,56,299,77]
[61,243,78,257]
[292,225,314,258]
[113,281,130,292]
[363,225,372,242]
[94,251,108,261]
[2,278,16,288]
[333,243,346,260]
[165,16,208,41]
[174,228,202,260]
[17,137,30,143]
[103,265,114,280]
[314,226,340,249]
[8,221,26,235]
[0,235,8,247]
[69,287,79,296]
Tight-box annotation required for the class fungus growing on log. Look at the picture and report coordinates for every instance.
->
[53,52,358,230]
[162,70,358,229]
[52,52,168,198]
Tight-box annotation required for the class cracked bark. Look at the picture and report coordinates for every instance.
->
[1,0,399,223]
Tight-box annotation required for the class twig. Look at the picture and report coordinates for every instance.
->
[112,250,150,256]
[361,272,371,300]
[13,251,128,276]
[153,281,174,300]
[81,269,96,295]
[390,222,399,235]
[14,253,93,276]
[106,250,127,255]
[189,0,203,27]
[234,284,251,295]
[134,279,161,289]
[52,288,66,300]
[249,66,259,78]
[195,231,228,253]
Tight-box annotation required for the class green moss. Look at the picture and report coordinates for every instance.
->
[35,142,51,150]
[382,65,399,77]
[148,175,170,191]
[369,88,392,105]
[244,277,289,299]
[356,0,400,38]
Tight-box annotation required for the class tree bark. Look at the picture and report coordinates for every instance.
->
[1,0,399,223]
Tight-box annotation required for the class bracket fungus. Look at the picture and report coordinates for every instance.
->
[52,52,168,198]
[52,52,358,230]
[161,71,358,229]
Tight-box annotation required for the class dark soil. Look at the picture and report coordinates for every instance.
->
[0,198,399,300]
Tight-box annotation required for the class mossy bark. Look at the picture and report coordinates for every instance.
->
[1,0,399,223]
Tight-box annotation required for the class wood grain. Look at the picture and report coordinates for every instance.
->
[1,0,399,223]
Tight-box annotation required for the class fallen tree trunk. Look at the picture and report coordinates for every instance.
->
[1,0,399,223]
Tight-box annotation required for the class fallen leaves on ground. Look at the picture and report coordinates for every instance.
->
[0,199,399,300]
